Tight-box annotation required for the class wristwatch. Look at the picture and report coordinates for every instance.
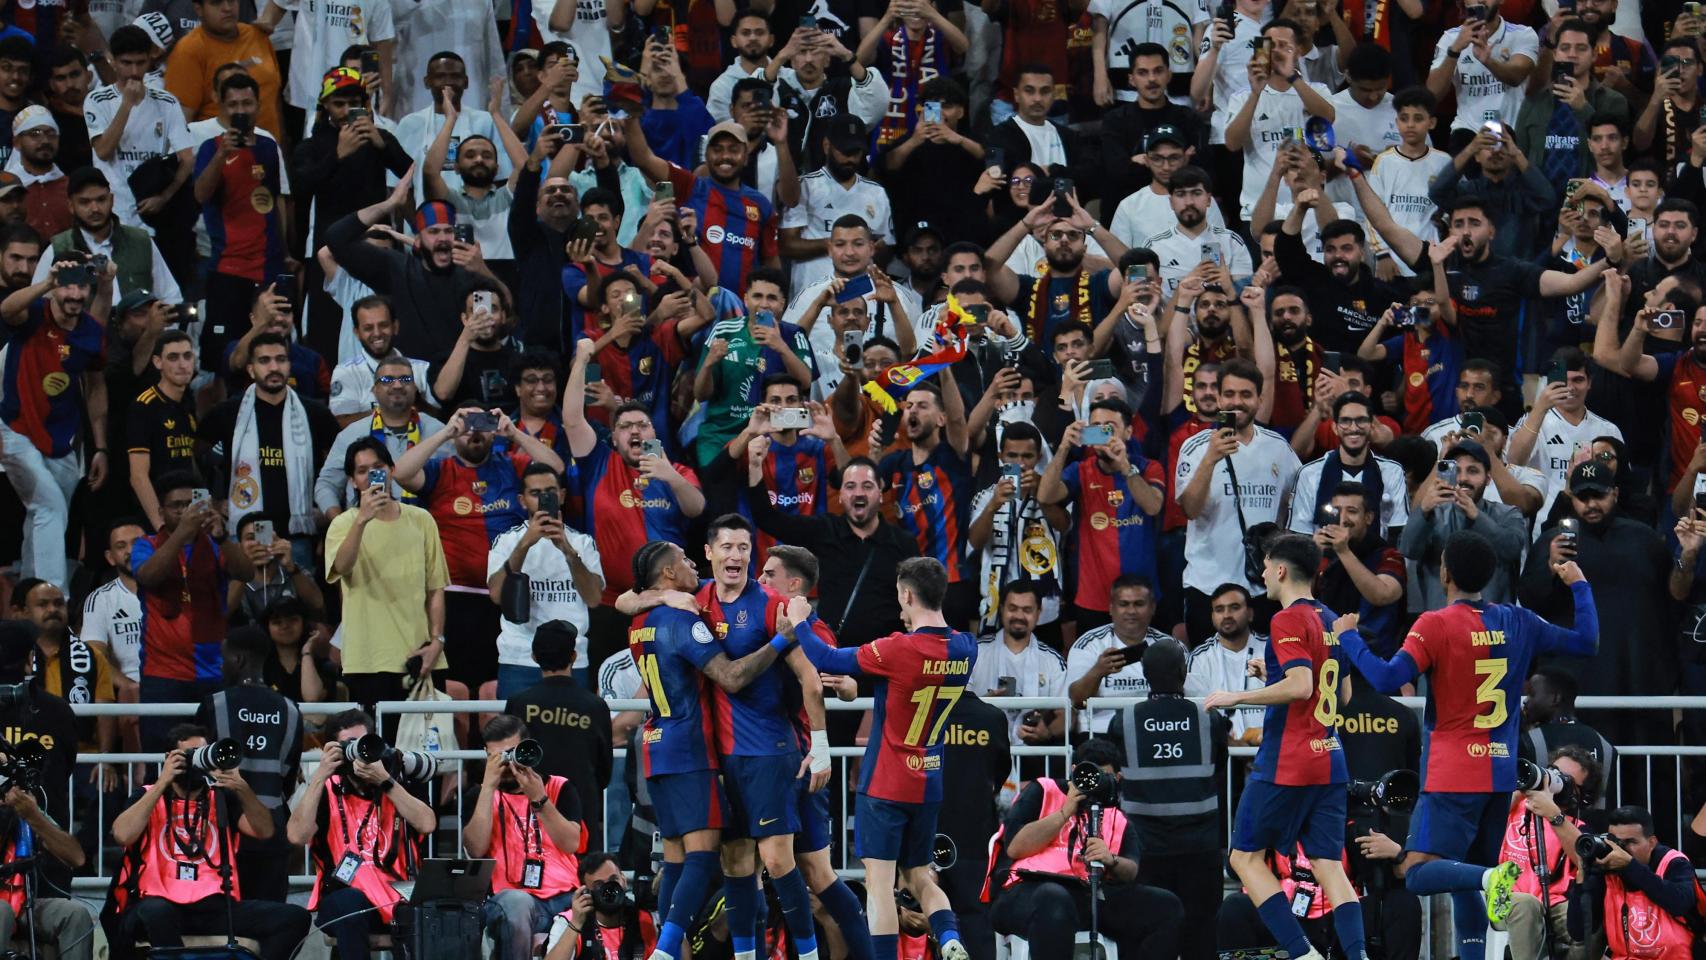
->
[530,796,548,811]
[379,778,398,793]
[1549,812,1567,827]
[1124,463,1143,479]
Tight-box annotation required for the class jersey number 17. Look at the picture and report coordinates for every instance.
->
[903,686,965,748]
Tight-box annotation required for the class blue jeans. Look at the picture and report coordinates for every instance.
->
[495,663,543,699]
[483,888,577,960]
[139,676,222,751]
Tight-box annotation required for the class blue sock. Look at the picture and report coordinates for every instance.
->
[1255,892,1315,960]
[772,869,819,959]
[657,860,683,922]
[818,879,872,960]
[1452,891,1488,960]
[1332,901,1365,960]
[1404,859,1488,896]
[927,909,960,948]
[658,851,721,959]
[726,872,758,960]
[872,933,899,960]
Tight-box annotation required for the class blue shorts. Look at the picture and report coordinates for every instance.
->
[854,794,938,868]
[650,770,729,839]
[793,781,832,855]
[1230,780,1347,860]
[723,753,804,839]
[1406,791,1509,865]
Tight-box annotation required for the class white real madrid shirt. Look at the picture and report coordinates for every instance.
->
[1204,12,1264,145]
[967,634,1068,742]
[81,578,143,683]
[1089,0,1210,96]
[781,169,895,293]
[1287,452,1411,536]
[1184,634,1268,738]
[83,83,195,232]
[278,0,396,109]
[1109,185,1226,250]
[328,353,433,417]
[1511,406,1623,523]
[1175,425,1302,595]
[1364,146,1452,276]
[1144,223,1253,297]
[1065,624,1172,733]
[487,523,605,669]
[1431,19,1540,133]
[1225,81,1336,219]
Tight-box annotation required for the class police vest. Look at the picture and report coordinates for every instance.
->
[1503,796,1574,903]
[308,777,415,922]
[1605,848,1696,960]
[1005,778,1128,886]
[1117,697,1218,819]
[136,785,239,902]
[491,775,584,897]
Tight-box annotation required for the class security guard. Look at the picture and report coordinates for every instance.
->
[1102,638,1228,960]
[1519,666,1616,808]
[938,690,1010,960]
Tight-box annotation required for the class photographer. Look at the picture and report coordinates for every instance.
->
[107,723,309,960]
[0,621,79,831]
[990,739,1182,960]
[1500,747,1603,960]
[465,715,586,960]
[542,853,657,960]
[0,776,92,960]
[1574,806,1697,960]
[287,710,437,960]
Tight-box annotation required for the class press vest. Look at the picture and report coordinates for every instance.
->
[1274,847,1337,920]
[1005,777,1128,886]
[1605,848,1696,960]
[1503,797,1574,903]
[136,785,239,902]
[308,777,415,922]
[491,775,584,897]
[50,222,153,296]
[0,828,26,915]
[1116,696,1219,854]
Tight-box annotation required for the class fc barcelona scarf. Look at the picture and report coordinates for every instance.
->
[876,23,949,149]
[863,294,977,413]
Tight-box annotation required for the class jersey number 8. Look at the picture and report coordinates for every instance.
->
[1312,658,1341,729]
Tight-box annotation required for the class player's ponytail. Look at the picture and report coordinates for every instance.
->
[632,540,676,591]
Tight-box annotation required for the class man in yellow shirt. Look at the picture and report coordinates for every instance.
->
[163,0,284,135]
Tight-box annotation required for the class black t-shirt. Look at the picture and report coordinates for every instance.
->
[127,386,199,481]
[428,345,521,410]
[194,683,304,811]
[198,393,339,528]
[504,677,614,843]
[0,693,79,827]
[1409,244,1544,395]
[1098,102,1205,214]
[764,0,881,49]
[262,651,337,704]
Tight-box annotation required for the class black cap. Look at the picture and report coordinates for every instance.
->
[824,113,869,155]
[902,220,942,247]
[1444,441,1490,471]
[1569,460,1614,496]
[1144,124,1189,150]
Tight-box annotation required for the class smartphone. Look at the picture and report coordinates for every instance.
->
[1215,411,1236,431]
[1437,460,1459,486]
[574,217,601,243]
[585,361,601,382]
[366,468,387,489]
[842,329,863,366]
[640,438,666,459]
[1699,103,1706,126]
[1125,263,1150,285]
[1552,62,1573,84]
[55,265,91,287]
[230,112,254,135]
[454,223,475,245]
[190,487,212,507]
[1200,241,1222,266]
[346,107,370,124]
[1321,350,1341,372]
[965,303,990,324]
[619,290,643,317]
[1051,177,1074,217]
[1085,358,1117,381]
[545,123,586,145]
[1654,309,1686,330]
[1629,217,1648,240]
[1458,411,1485,435]
[651,24,672,46]
[1546,360,1568,384]
[1315,503,1341,527]
[772,407,812,429]
[463,410,499,432]
[995,676,1017,697]
[273,273,297,302]
[799,14,818,30]
[1001,463,1023,482]
[985,146,1005,175]
[1251,36,1272,67]
[751,86,773,108]
[836,274,876,303]
[252,519,274,545]
[360,49,381,76]
[655,180,674,203]
[472,290,497,315]
[922,100,943,124]
[537,487,561,516]
[752,309,776,329]
[1558,516,1580,547]
[1081,424,1113,446]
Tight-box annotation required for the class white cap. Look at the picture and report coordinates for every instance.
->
[11,105,56,136]
[133,12,173,49]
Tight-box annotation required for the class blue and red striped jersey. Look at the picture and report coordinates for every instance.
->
[630,607,722,777]
[697,579,794,757]
[1251,599,1348,787]
[664,164,778,293]
[854,626,978,803]
[195,135,287,284]
[573,310,683,433]
[0,300,104,457]
[746,435,829,554]
[129,533,227,684]
[417,454,531,588]
[878,444,972,582]
[574,442,700,603]
[1379,328,1463,436]
[1060,441,1165,613]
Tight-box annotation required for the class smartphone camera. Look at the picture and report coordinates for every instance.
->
[1437,460,1459,487]
[1316,503,1341,527]
[842,330,863,367]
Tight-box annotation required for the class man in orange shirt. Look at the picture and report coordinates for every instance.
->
[163,0,283,137]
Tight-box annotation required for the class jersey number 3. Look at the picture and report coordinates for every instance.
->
[904,686,965,748]
[1473,657,1508,729]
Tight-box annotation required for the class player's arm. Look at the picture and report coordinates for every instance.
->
[1528,567,1600,658]
[788,645,832,787]
[1331,613,1421,694]
[1203,663,1313,709]
[790,612,866,676]
[702,636,790,693]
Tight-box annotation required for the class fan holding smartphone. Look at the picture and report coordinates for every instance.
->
[966,581,1068,745]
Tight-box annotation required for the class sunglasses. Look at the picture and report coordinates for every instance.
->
[377,375,414,385]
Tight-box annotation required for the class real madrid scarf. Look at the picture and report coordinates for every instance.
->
[230,384,314,535]
[1313,448,1385,533]
[40,636,98,706]
[876,23,947,149]
[864,293,977,413]
[979,426,1061,633]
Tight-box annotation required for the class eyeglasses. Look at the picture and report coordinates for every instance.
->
[376,375,414,385]
[1336,416,1373,426]
[520,374,557,386]
[1046,230,1085,243]
[1009,176,1035,186]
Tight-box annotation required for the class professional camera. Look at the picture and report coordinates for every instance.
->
[340,734,439,783]
[501,739,543,769]
[1071,761,1117,806]
[183,738,243,774]
[1576,833,1619,861]
[590,878,629,913]
[1516,757,1580,810]
[0,739,44,794]
[0,683,29,709]
[1347,769,1419,814]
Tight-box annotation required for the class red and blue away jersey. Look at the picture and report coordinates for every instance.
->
[576,313,683,435]
[418,453,530,588]
[663,163,777,293]
[697,579,794,756]
[195,135,287,284]
[0,300,104,457]
[1060,441,1165,613]
[129,533,227,683]
[1251,599,1347,788]
[1378,327,1463,435]
[746,435,829,553]
[630,607,722,777]
[794,624,977,804]
[878,445,972,583]
[783,617,839,751]
[575,441,700,603]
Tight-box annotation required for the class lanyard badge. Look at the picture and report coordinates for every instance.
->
[522,857,545,889]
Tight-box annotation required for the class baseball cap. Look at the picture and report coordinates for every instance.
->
[706,119,748,146]
[1443,441,1490,472]
[12,105,56,137]
[320,66,364,103]
[1569,460,1614,496]
[902,220,942,247]
[824,113,869,155]
[134,11,174,49]
[0,173,23,199]
[114,290,160,315]
[1144,124,1189,151]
